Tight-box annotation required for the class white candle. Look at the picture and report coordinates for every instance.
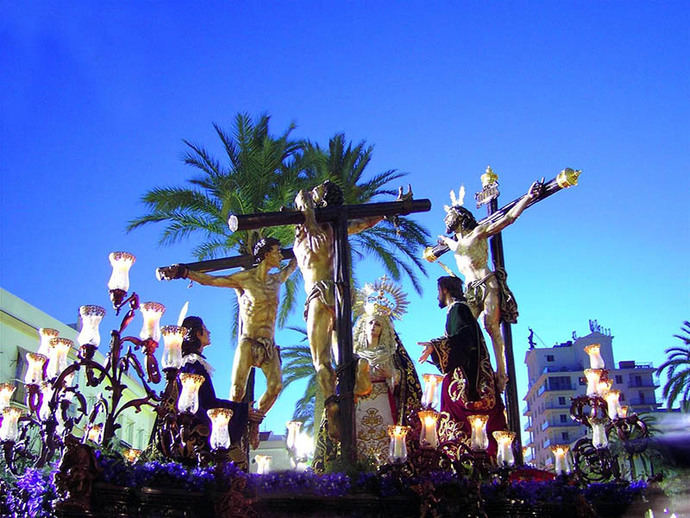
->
[24,353,47,385]
[422,374,444,408]
[467,414,489,451]
[140,302,165,342]
[418,410,439,448]
[178,373,204,414]
[0,383,15,410]
[255,455,272,475]
[207,408,233,450]
[584,344,605,369]
[493,431,516,466]
[0,407,21,442]
[161,325,185,369]
[589,417,608,449]
[605,390,621,419]
[108,252,135,292]
[584,369,603,397]
[387,425,410,463]
[87,424,103,443]
[77,305,106,348]
[550,445,571,474]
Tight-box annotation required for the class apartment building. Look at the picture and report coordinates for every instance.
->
[523,321,659,468]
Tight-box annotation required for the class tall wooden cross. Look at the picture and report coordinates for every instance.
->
[164,197,431,463]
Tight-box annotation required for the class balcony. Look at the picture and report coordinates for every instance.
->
[626,380,659,388]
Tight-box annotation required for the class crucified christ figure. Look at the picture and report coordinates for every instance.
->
[293,181,395,441]
[157,237,297,448]
[438,180,542,392]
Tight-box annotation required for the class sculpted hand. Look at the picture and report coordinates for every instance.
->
[396,184,413,201]
[527,179,545,200]
[156,264,189,281]
[438,235,459,252]
[495,371,509,392]
[417,342,434,364]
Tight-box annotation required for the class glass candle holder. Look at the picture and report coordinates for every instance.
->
[87,424,103,443]
[161,325,185,369]
[38,382,54,422]
[550,445,571,475]
[467,414,490,451]
[604,390,621,419]
[24,353,47,385]
[0,407,22,442]
[46,338,73,380]
[286,420,302,452]
[178,373,204,414]
[77,305,106,347]
[584,368,604,397]
[37,328,59,356]
[124,449,141,463]
[421,374,444,408]
[618,405,629,418]
[140,302,165,342]
[493,430,516,466]
[417,409,439,448]
[108,252,136,292]
[0,383,15,410]
[387,425,410,463]
[589,416,609,449]
[255,454,272,475]
[207,408,233,450]
[597,378,612,397]
[584,344,605,369]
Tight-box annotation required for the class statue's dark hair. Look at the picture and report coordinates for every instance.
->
[445,206,478,233]
[181,315,204,355]
[253,237,281,263]
[320,180,344,207]
[437,276,465,300]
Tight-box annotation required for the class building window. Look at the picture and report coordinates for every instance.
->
[548,376,572,390]
[619,392,625,402]
[561,432,570,441]
[615,375,623,384]
[546,355,555,362]
[578,376,586,386]
[560,414,568,423]
[558,396,567,405]
[639,391,645,403]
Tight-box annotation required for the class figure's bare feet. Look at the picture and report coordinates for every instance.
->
[495,372,509,392]
[325,398,341,441]
[248,409,265,450]
[354,360,372,398]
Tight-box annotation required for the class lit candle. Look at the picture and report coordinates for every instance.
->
[618,406,629,418]
[0,383,15,410]
[255,454,272,475]
[177,373,205,414]
[597,378,612,397]
[87,424,103,443]
[584,344,605,369]
[417,410,439,448]
[207,408,233,450]
[493,430,516,466]
[24,353,47,385]
[604,390,621,419]
[140,302,165,342]
[584,368,604,397]
[467,414,489,451]
[108,252,136,292]
[77,305,106,348]
[295,432,314,469]
[38,382,54,422]
[286,420,302,452]
[161,325,185,369]
[124,449,141,463]
[387,425,410,463]
[421,374,444,408]
[0,407,22,442]
[589,417,608,449]
[37,328,59,356]
[550,445,571,475]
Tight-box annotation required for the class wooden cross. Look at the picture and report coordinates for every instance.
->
[226,197,431,462]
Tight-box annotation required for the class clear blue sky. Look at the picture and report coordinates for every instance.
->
[1,2,688,435]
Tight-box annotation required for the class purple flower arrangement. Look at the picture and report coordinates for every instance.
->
[3,468,57,518]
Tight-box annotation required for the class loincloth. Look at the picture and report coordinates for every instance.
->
[303,280,336,320]
[243,336,279,367]
[465,267,518,324]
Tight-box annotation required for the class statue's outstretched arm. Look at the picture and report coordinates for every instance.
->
[187,269,246,289]
[478,180,543,237]
[278,257,298,282]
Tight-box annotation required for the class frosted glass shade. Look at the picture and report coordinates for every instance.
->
[140,302,165,341]
[387,425,410,463]
[207,408,233,450]
[178,373,204,414]
[468,414,489,451]
[77,305,106,347]
[161,325,185,369]
[108,252,135,291]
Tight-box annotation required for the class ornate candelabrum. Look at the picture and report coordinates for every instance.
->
[570,343,649,482]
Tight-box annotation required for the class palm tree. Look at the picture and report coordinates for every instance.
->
[657,321,690,411]
[302,133,429,293]
[127,112,305,328]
